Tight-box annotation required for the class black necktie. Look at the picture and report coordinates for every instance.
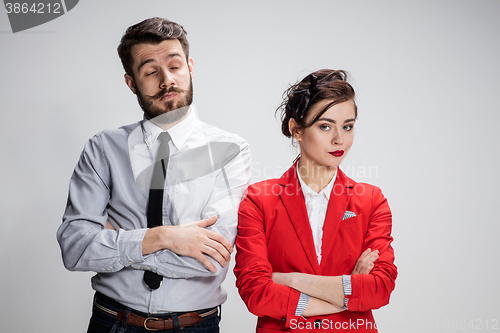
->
[144,131,171,290]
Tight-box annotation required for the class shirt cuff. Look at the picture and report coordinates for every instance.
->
[284,288,302,328]
[117,228,148,266]
[295,293,310,316]
[342,275,352,310]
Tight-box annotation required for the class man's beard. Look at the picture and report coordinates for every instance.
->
[136,77,193,125]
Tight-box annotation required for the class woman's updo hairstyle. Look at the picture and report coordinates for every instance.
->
[277,69,357,138]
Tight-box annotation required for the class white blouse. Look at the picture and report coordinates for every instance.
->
[295,168,351,315]
[297,168,337,264]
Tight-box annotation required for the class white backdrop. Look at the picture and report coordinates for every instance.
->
[1,1,499,332]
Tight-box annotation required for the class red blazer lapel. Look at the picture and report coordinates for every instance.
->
[278,163,321,274]
[320,168,355,268]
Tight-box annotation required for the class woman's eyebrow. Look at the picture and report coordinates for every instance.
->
[317,117,356,124]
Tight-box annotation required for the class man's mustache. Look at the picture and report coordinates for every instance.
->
[147,86,185,100]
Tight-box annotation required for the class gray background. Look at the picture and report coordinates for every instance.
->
[1,1,499,332]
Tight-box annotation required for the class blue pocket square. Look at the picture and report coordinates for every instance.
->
[342,211,356,220]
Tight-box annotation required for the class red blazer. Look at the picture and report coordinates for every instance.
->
[234,163,397,332]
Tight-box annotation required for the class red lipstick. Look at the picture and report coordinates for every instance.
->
[329,150,344,157]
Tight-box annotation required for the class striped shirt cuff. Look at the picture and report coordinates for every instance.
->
[295,293,310,316]
[342,275,352,310]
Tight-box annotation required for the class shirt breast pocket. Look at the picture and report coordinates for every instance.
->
[171,177,216,223]
[173,176,215,198]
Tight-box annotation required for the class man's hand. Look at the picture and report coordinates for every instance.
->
[104,221,115,230]
[351,248,379,275]
[142,216,233,273]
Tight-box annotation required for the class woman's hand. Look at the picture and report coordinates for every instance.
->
[270,248,379,315]
[272,272,345,309]
[273,272,346,317]
[272,247,379,288]
[351,248,379,275]
[272,272,295,288]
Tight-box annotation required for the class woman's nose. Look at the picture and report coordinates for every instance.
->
[332,129,344,145]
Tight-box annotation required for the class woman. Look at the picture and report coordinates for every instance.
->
[234,69,397,332]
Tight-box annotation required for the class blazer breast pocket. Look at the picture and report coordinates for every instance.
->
[339,214,363,228]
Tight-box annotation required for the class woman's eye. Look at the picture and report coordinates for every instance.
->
[320,124,331,131]
[146,71,156,76]
[343,124,354,131]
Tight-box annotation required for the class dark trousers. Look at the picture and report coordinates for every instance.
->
[87,292,220,333]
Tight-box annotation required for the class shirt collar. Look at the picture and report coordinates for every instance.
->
[297,166,337,201]
[142,105,198,150]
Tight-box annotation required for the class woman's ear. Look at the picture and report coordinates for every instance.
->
[288,118,302,141]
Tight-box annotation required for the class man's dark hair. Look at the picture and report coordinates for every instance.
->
[117,17,189,78]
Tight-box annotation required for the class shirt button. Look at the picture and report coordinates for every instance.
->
[172,273,177,277]
[128,261,133,264]
[146,267,151,270]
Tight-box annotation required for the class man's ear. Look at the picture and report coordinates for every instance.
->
[288,118,302,141]
[124,74,137,95]
[188,57,194,76]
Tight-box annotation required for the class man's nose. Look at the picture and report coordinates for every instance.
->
[159,70,175,88]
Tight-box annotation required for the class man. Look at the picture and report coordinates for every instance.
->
[57,17,251,333]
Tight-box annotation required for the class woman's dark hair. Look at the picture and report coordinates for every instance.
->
[277,69,357,137]
[117,17,189,78]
